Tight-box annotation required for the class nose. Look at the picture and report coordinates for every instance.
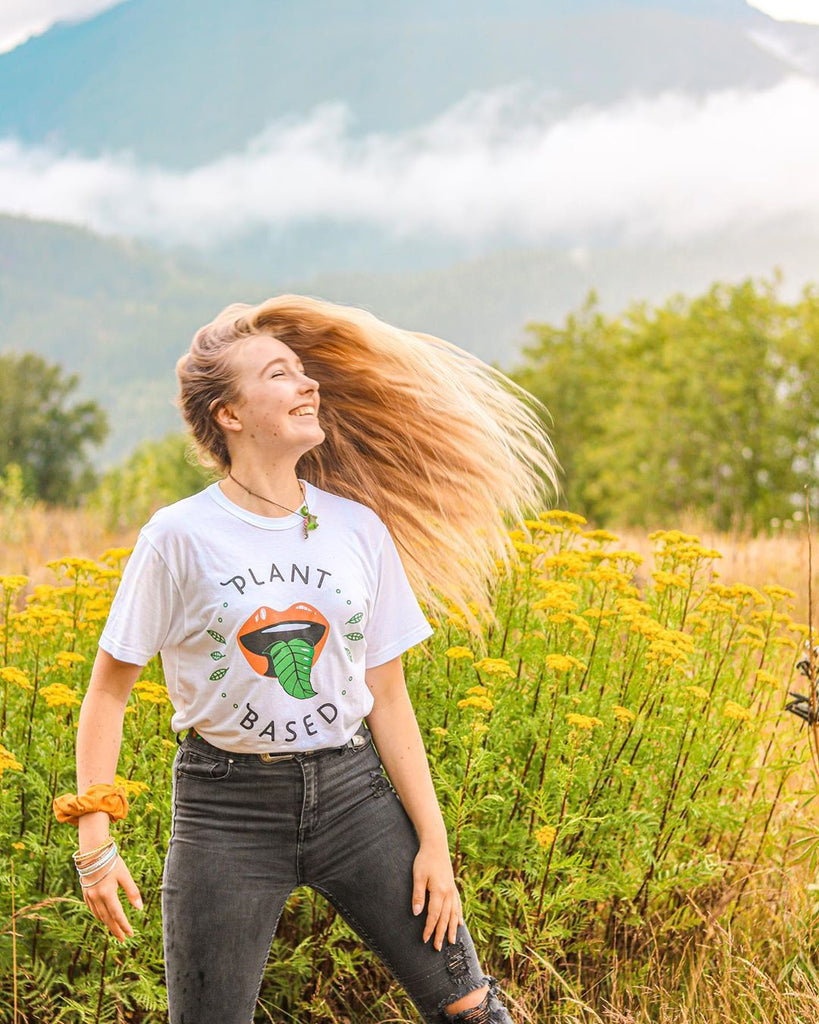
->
[299,371,319,392]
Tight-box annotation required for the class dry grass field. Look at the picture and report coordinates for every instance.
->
[2,504,816,624]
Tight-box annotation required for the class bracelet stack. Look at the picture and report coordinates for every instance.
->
[73,838,119,889]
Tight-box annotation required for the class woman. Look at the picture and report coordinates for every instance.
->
[62,296,557,1023]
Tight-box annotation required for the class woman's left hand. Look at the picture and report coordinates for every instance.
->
[411,840,464,950]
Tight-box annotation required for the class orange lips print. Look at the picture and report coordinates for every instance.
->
[237,604,329,699]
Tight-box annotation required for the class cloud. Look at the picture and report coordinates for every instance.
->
[2,77,819,248]
[746,0,819,25]
[0,1,127,54]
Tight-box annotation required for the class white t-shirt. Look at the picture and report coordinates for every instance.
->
[99,481,433,753]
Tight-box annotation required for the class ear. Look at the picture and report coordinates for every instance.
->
[213,401,243,435]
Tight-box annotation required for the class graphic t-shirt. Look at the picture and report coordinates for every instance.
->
[99,481,433,752]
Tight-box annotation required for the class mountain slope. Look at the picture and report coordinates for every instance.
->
[0,0,794,169]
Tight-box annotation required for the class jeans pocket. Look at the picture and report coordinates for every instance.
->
[176,750,233,781]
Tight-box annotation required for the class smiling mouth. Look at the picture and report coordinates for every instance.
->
[290,406,317,417]
[240,619,326,653]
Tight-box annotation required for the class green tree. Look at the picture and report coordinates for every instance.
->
[91,432,213,529]
[515,279,819,532]
[0,352,108,504]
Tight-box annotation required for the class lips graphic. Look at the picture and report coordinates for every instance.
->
[238,604,329,699]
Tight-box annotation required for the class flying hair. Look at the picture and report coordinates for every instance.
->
[176,294,559,626]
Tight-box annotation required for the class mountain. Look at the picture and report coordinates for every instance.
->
[0,0,799,170]
[0,215,266,463]
[2,213,815,468]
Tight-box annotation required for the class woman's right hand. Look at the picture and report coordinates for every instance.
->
[81,851,143,942]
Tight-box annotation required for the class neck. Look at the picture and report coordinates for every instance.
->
[221,459,303,519]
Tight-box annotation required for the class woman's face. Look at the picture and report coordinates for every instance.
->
[219,334,325,459]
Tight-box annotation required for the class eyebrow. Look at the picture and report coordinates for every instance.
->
[260,356,305,377]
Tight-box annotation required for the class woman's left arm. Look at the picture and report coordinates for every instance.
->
[365,656,463,951]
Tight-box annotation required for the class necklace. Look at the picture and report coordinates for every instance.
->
[227,473,319,539]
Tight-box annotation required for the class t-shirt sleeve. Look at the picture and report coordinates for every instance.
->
[364,526,434,668]
[98,531,186,666]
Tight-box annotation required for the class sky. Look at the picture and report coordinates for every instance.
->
[1,1,819,253]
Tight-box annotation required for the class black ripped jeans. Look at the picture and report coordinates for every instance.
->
[162,728,512,1023]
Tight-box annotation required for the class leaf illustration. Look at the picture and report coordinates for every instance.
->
[210,651,225,661]
[207,629,226,644]
[209,667,229,681]
[344,647,353,662]
[344,631,364,641]
[346,612,363,625]
[267,638,317,699]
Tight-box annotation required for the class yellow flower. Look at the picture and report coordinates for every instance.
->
[685,685,711,702]
[101,547,133,564]
[545,654,587,674]
[458,695,494,713]
[755,670,780,688]
[431,726,448,737]
[465,685,488,697]
[651,570,688,590]
[0,666,32,691]
[0,743,23,776]
[39,682,81,708]
[0,574,28,595]
[535,825,557,848]
[114,774,150,798]
[11,841,25,850]
[565,712,602,731]
[133,680,171,705]
[472,657,515,678]
[54,650,86,670]
[445,647,474,660]
[723,701,752,722]
[612,706,636,724]
[539,510,588,526]
[763,584,795,601]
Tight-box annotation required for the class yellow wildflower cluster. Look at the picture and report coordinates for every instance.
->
[579,529,619,544]
[565,712,602,731]
[133,680,171,705]
[472,657,515,678]
[539,510,588,527]
[458,695,494,713]
[535,825,557,847]
[445,647,474,660]
[754,670,780,688]
[0,574,29,596]
[545,654,587,673]
[612,705,636,724]
[0,743,23,776]
[39,682,82,709]
[723,701,752,722]
[114,774,150,798]
[54,650,86,670]
[0,666,32,690]
[651,570,689,591]
[685,685,711,702]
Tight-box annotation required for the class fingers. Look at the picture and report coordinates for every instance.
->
[423,888,462,951]
[82,859,140,942]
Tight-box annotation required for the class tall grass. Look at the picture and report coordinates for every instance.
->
[0,513,817,1022]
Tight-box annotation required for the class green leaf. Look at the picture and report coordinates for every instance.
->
[346,611,363,625]
[210,651,225,661]
[344,631,364,641]
[208,629,226,644]
[268,638,317,699]
[209,667,228,681]
[344,647,353,662]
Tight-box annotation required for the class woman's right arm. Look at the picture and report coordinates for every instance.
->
[76,648,144,942]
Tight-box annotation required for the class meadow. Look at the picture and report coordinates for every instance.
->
[1,505,818,1023]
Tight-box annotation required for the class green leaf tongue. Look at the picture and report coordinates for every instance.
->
[267,637,317,699]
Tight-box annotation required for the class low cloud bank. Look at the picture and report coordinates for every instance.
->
[2,77,818,247]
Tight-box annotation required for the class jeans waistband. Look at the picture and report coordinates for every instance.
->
[177,722,371,764]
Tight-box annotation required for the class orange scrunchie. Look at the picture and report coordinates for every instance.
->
[53,784,129,826]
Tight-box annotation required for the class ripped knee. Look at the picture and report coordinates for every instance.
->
[441,976,512,1023]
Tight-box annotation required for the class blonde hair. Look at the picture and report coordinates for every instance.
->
[177,295,558,622]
